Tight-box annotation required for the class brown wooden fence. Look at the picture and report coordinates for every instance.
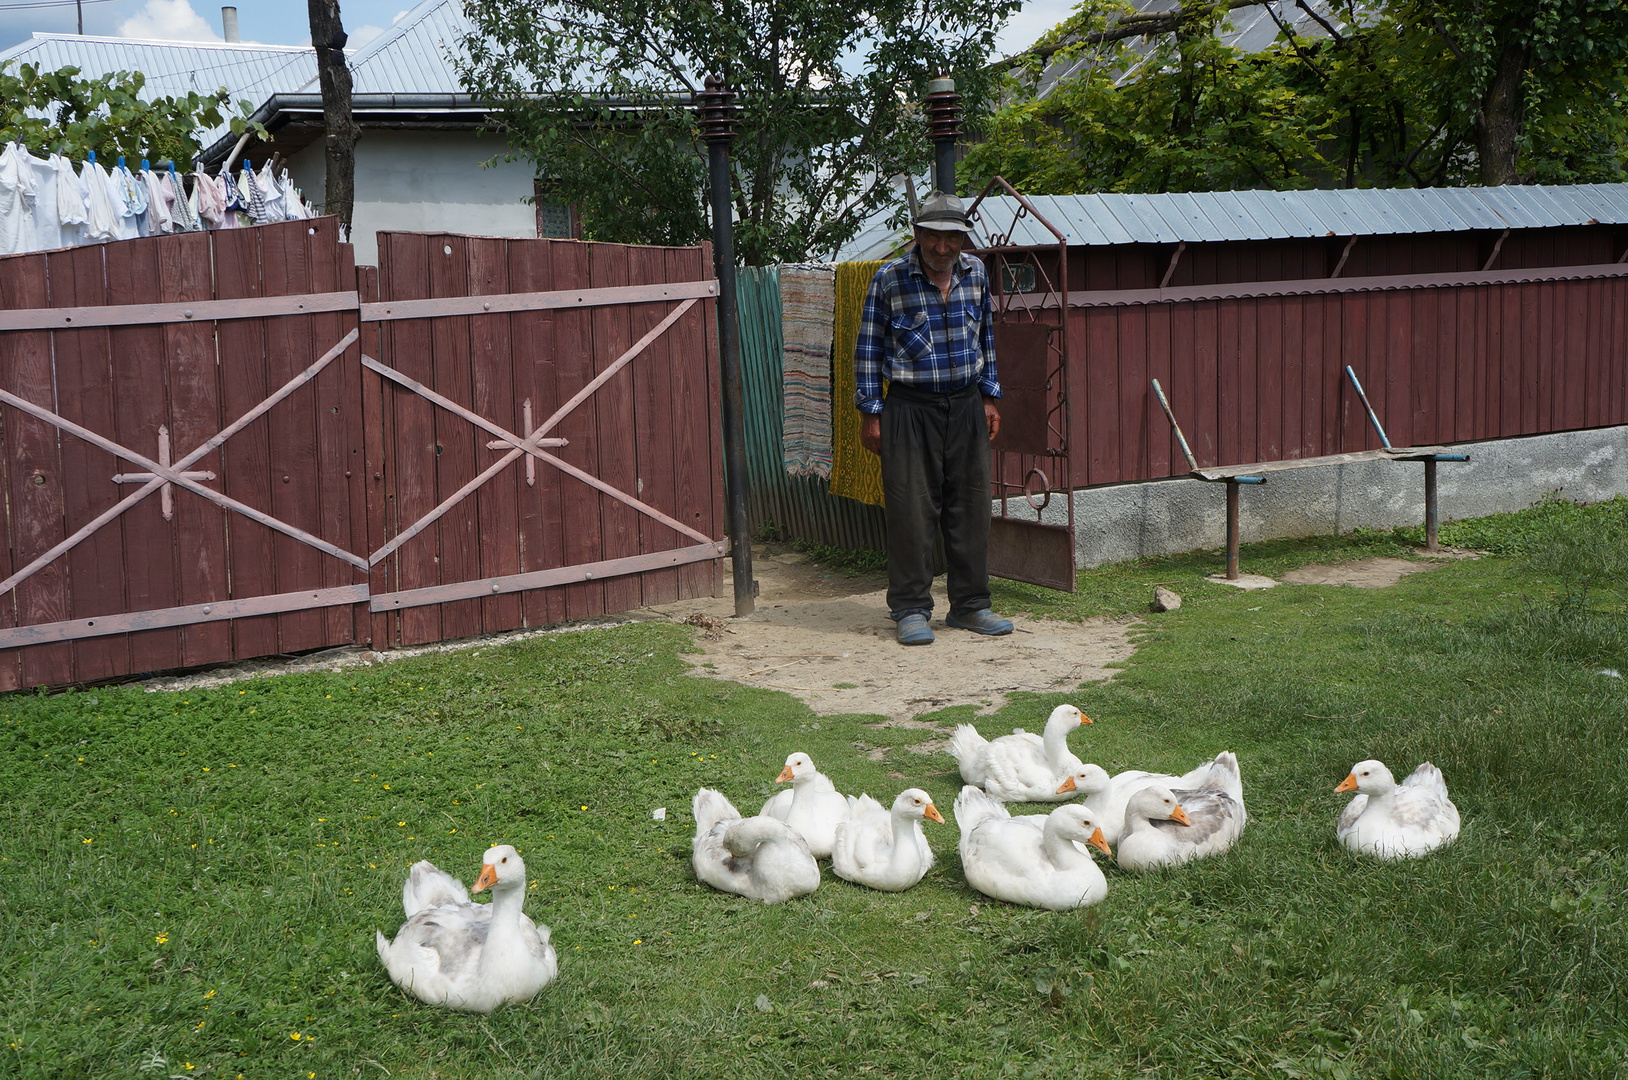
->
[0,219,723,691]
[982,237,1628,498]
[1068,266,1628,484]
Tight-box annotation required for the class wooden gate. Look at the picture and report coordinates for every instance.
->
[0,221,724,691]
[360,232,723,648]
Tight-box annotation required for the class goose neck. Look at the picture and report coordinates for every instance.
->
[1041,721,1074,766]
[1040,823,1087,868]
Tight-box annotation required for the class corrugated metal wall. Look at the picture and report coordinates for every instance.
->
[735,227,1628,554]
[1061,265,1628,485]
[737,266,886,551]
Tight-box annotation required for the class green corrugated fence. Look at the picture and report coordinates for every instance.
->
[736,266,886,552]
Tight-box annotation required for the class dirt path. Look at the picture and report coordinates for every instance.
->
[142,546,1467,709]
[638,547,1137,723]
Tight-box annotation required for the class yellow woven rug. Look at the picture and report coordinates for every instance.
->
[830,259,886,506]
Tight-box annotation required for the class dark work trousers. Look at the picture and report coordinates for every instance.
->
[878,381,992,622]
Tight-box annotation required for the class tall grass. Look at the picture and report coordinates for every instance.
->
[1,500,1624,1078]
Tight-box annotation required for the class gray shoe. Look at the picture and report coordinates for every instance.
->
[945,609,1014,636]
[896,613,935,645]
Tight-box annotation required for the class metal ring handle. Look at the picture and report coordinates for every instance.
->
[1023,468,1051,511]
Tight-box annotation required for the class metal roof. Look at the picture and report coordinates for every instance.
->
[1031,0,1343,99]
[0,0,483,157]
[0,33,317,105]
[348,0,474,96]
[966,185,1628,248]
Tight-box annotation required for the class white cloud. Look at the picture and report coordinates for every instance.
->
[118,0,223,42]
[349,24,387,48]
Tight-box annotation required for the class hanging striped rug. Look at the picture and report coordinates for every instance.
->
[778,264,836,479]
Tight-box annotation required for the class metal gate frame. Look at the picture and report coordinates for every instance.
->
[968,177,1077,593]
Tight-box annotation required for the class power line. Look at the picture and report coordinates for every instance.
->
[0,0,119,10]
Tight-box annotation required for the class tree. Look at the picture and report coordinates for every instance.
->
[308,0,359,234]
[457,0,1022,264]
[1393,0,1628,185]
[0,63,256,165]
[964,0,1628,194]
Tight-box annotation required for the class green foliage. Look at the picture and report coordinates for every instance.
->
[456,0,1021,264]
[791,539,888,576]
[0,63,261,164]
[2,504,1626,1077]
[964,0,1628,194]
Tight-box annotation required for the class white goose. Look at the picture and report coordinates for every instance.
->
[375,844,558,1013]
[693,788,820,903]
[831,788,943,892]
[758,752,851,858]
[954,785,1111,910]
[950,704,1091,802]
[1058,751,1246,845]
[1336,760,1460,858]
[1116,783,1244,870]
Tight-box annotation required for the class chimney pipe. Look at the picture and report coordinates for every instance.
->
[221,6,240,42]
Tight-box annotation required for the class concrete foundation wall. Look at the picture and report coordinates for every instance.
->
[1032,426,1628,567]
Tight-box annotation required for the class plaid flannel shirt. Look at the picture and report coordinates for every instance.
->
[853,247,1000,414]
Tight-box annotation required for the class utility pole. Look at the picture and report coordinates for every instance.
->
[695,75,755,617]
[307,0,359,234]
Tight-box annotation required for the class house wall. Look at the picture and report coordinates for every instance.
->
[287,130,537,265]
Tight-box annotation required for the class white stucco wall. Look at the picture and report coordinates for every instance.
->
[286,130,536,265]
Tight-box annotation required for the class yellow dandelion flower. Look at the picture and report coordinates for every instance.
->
[204,989,216,998]
[290,1031,301,1041]
[82,838,92,844]
[155,933,169,944]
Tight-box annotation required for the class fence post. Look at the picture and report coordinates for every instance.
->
[697,74,755,616]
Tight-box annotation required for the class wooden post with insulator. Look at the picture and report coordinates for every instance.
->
[695,74,755,616]
[925,75,962,195]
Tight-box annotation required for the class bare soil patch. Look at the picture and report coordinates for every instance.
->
[639,547,1137,722]
[1280,553,1472,588]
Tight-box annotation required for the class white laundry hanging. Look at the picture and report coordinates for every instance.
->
[53,153,88,246]
[78,158,122,243]
[0,144,34,256]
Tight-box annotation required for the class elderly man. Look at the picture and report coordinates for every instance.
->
[854,193,1014,646]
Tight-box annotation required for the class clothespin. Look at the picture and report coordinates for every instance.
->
[87,150,96,164]
[141,158,150,172]
[117,155,126,169]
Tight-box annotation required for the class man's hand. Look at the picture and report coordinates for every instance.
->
[860,413,882,456]
[984,396,1001,443]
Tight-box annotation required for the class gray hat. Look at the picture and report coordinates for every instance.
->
[913,193,974,233]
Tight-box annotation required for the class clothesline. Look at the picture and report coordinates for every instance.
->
[0,144,319,258]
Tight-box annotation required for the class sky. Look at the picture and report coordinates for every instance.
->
[0,0,1074,62]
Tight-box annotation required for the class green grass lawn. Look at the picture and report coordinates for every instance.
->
[3,499,1625,1079]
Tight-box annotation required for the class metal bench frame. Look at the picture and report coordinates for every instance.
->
[1152,368,1468,580]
